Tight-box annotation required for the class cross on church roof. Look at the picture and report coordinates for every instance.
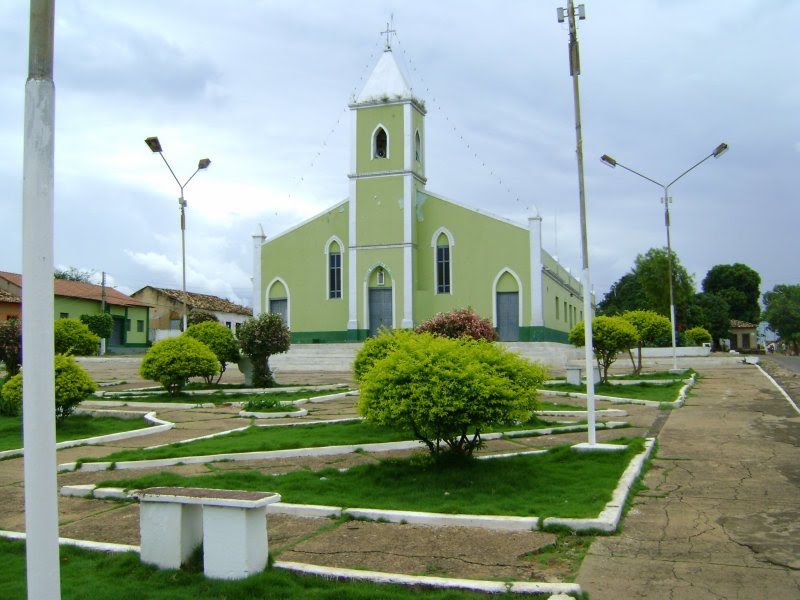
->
[381,17,396,51]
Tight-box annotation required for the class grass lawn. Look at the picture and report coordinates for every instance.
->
[542,380,686,403]
[79,416,570,465]
[98,438,644,518]
[113,389,349,405]
[0,539,532,600]
[609,369,695,381]
[538,400,585,411]
[0,415,154,452]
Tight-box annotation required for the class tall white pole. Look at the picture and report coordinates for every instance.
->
[180,195,188,331]
[22,0,62,597]
[663,188,678,371]
[563,0,596,444]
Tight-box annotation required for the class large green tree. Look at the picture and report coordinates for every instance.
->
[763,284,800,354]
[701,263,761,324]
[633,248,695,325]
[54,267,93,282]
[687,292,730,349]
[598,273,647,315]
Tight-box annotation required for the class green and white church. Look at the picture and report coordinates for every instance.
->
[253,44,589,343]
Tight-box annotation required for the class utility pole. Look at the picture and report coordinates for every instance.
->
[100,271,107,356]
[21,0,61,597]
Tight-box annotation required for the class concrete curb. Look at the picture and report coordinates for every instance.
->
[536,408,627,418]
[273,560,582,596]
[94,383,349,398]
[81,400,216,409]
[540,374,696,408]
[238,408,309,419]
[0,411,174,460]
[344,508,540,531]
[0,529,139,554]
[755,363,800,415]
[543,437,655,532]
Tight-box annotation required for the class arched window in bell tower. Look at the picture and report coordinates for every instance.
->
[373,126,388,159]
[415,130,421,162]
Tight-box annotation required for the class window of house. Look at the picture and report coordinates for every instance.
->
[136,320,144,333]
[225,321,232,329]
[374,127,387,158]
[235,322,241,334]
[555,297,560,320]
[415,131,421,162]
[126,319,131,331]
[60,312,69,318]
[435,238,451,294]
[742,333,751,349]
[329,248,342,299]
[564,301,568,322]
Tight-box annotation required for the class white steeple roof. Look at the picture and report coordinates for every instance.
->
[354,49,413,104]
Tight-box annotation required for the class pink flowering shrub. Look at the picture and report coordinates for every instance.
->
[415,308,498,342]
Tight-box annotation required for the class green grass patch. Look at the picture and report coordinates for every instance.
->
[519,531,595,582]
[0,415,153,452]
[538,401,585,411]
[542,380,685,402]
[0,538,544,599]
[609,369,694,380]
[98,438,644,518]
[79,416,567,465]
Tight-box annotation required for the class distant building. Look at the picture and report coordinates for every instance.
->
[0,289,20,321]
[253,45,589,343]
[132,286,252,340]
[0,271,150,350]
[728,319,758,351]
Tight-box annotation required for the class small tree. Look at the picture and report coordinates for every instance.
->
[1,354,97,420]
[0,318,22,376]
[622,310,672,374]
[763,284,800,355]
[569,316,638,382]
[184,321,240,384]
[187,309,219,326]
[359,333,547,457]
[54,318,100,356]
[80,313,113,340]
[140,336,219,396]
[684,326,712,346]
[237,313,291,387]
[415,308,498,341]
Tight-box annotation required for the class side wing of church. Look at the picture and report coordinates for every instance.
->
[254,46,589,343]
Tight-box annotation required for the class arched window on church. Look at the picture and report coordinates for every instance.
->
[435,232,451,294]
[328,241,342,299]
[374,127,387,159]
[415,130,421,162]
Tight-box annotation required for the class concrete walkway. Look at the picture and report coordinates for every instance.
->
[577,362,800,599]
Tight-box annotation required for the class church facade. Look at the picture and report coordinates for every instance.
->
[254,47,589,343]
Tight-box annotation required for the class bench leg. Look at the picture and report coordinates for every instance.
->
[140,503,203,569]
[202,505,268,579]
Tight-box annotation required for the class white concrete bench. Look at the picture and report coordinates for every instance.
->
[135,487,281,580]
[565,363,600,385]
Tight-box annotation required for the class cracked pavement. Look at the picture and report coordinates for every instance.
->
[577,361,800,599]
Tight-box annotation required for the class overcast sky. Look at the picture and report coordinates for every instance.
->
[1,1,797,308]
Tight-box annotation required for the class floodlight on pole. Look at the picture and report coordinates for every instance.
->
[600,143,729,370]
[145,136,211,331]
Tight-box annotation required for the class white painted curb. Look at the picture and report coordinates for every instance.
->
[238,408,309,419]
[0,529,139,554]
[541,374,696,408]
[344,508,540,531]
[755,364,800,415]
[0,411,174,460]
[82,400,215,409]
[273,561,582,596]
[93,487,129,500]
[543,437,655,532]
[267,502,342,518]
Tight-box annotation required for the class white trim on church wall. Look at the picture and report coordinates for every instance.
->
[363,262,396,331]
[491,267,523,328]
[528,216,544,327]
[402,103,413,329]
[348,180,358,330]
[350,108,357,173]
[266,276,291,329]
[323,235,344,302]
[431,226,455,295]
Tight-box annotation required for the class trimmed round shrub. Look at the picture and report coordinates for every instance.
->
[415,308,498,342]
[237,313,291,388]
[140,336,220,396]
[54,318,100,356]
[622,310,672,374]
[353,329,416,383]
[79,313,113,339]
[684,326,712,346]
[358,333,548,457]
[1,354,97,419]
[184,321,240,384]
[0,318,22,376]
[569,316,639,382]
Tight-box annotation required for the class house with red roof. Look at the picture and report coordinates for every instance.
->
[0,271,151,350]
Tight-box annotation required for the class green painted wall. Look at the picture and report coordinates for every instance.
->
[541,251,584,334]
[355,104,405,173]
[260,202,349,333]
[414,193,530,326]
[354,176,405,246]
[53,297,148,346]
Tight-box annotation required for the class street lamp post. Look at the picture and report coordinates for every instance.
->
[145,137,210,331]
[600,143,728,370]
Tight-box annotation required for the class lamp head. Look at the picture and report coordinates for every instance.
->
[198,158,211,170]
[145,137,162,153]
[712,143,728,158]
[600,154,617,168]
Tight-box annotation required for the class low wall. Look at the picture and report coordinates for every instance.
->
[638,346,711,358]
